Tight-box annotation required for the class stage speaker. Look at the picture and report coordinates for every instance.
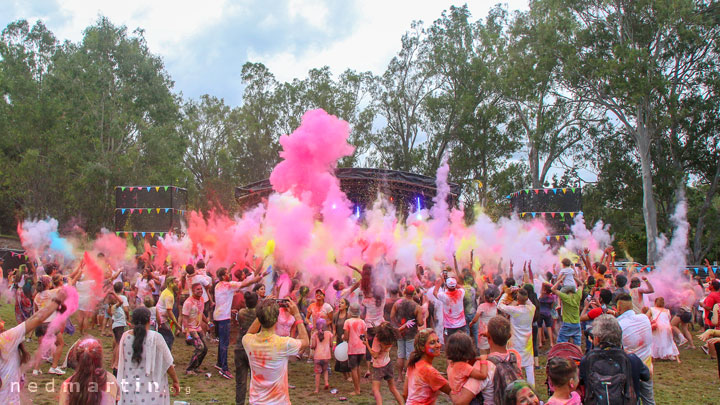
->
[114,186,187,234]
[114,208,184,232]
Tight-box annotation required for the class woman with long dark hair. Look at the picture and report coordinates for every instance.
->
[117,307,179,404]
[59,338,120,404]
[403,329,451,404]
[332,298,352,380]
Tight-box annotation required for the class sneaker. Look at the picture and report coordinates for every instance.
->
[32,369,42,376]
[48,367,65,375]
[213,364,223,372]
[219,370,233,379]
[701,344,709,355]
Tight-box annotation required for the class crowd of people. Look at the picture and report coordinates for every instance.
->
[0,247,719,405]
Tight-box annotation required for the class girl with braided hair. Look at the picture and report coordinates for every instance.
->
[59,338,121,404]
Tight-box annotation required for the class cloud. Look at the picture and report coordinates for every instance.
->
[1,0,529,106]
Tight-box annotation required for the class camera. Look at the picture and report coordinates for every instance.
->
[274,298,289,308]
[359,334,366,341]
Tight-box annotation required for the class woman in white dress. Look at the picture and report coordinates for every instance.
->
[648,297,680,362]
[117,307,180,405]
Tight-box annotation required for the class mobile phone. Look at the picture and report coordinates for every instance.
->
[274,298,289,308]
[359,334,366,341]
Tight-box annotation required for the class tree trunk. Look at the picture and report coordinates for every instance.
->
[635,104,659,264]
[692,159,720,263]
[529,142,540,188]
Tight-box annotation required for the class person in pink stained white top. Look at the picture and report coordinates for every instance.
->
[310,318,333,393]
[434,277,467,339]
[343,303,367,395]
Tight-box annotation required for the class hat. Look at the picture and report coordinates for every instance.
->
[446,277,457,288]
[349,303,361,317]
[587,307,604,320]
[314,288,325,296]
[404,285,415,295]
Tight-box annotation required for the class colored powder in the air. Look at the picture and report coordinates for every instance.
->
[93,230,129,268]
[269,109,354,210]
[83,251,104,294]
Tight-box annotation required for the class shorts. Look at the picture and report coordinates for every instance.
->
[679,310,692,324]
[397,339,414,359]
[444,325,468,338]
[113,326,125,343]
[314,359,329,374]
[538,313,553,328]
[372,362,394,381]
[35,322,49,338]
[98,303,109,318]
[348,354,364,369]
[557,322,582,344]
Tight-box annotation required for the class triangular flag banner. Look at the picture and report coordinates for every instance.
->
[121,209,126,214]
[564,235,570,240]
[150,232,155,237]
[121,186,126,191]
[560,213,565,219]
[694,268,698,274]
[146,187,151,192]
[534,189,539,194]
[159,232,165,237]
[164,186,169,191]
[524,189,529,194]
[506,195,511,199]
[562,188,567,194]
[141,232,146,237]
[570,212,575,218]
[24,255,28,260]
[571,187,576,193]
[129,187,134,191]
[522,213,526,217]
[147,209,152,214]
[556,236,561,241]
[155,187,160,192]
[553,189,557,194]
[115,231,120,236]
[531,212,536,218]
[551,212,556,218]
[130,209,135,214]
[133,232,137,237]
[544,189,549,194]
[546,236,551,242]
[156,208,161,214]
[165,208,170,213]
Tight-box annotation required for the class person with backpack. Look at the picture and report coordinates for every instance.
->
[616,293,655,405]
[578,314,649,405]
[485,315,523,405]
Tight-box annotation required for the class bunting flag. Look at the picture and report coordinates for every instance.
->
[534,189,539,194]
[147,209,152,214]
[524,189,530,194]
[564,235,570,240]
[156,208,161,214]
[154,187,159,192]
[506,195,511,199]
[562,188,567,194]
[165,208,170,213]
[544,189,549,194]
[116,231,121,236]
[129,187,134,191]
[560,213,565,219]
[164,186,169,191]
[141,232,146,237]
[546,236,551,242]
[552,189,557,194]
[551,212,556,218]
[133,232,138,237]
[693,268,698,274]
[121,186,126,191]
[150,232,155,237]
[121,209,126,214]
[521,212,527,217]
[531,212,536,218]
[145,187,150,192]
[555,236,561,241]
[571,187,576,193]
[570,212,575,218]
[159,232,165,237]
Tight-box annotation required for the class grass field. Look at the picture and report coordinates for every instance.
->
[1,302,717,404]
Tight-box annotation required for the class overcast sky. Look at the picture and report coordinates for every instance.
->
[2,1,529,106]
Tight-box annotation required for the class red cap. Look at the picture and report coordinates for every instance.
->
[588,307,604,320]
[405,285,415,295]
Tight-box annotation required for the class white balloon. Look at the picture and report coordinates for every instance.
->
[334,341,349,361]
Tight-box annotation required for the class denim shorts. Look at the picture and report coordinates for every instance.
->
[397,339,414,359]
[557,322,582,344]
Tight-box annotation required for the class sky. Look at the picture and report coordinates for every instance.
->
[1,0,529,106]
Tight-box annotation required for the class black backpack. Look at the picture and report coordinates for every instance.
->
[581,347,636,405]
[483,352,523,405]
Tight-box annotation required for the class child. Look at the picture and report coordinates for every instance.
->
[546,357,581,404]
[363,322,404,404]
[144,296,157,331]
[108,282,129,376]
[311,318,333,393]
[469,289,498,354]
[445,332,488,397]
[344,303,367,395]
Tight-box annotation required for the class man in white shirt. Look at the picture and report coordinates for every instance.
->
[433,277,467,339]
[212,267,263,379]
[616,293,655,405]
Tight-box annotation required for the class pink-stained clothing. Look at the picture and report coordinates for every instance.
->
[649,307,679,360]
[182,296,204,332]
[311,331,333,361]
[437,287,466,328]
[617,309,654,373]
[447,361,474,395]
[343,317,367,355]
[213,281,244,321]
[275,309,295,337]
[242,331,303,405]
[362,297,385,327]
[546,391,582,405]
[371,338,391,368]
[405,359,448,405]
[476,302,498,350]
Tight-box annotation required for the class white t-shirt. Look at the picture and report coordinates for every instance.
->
[190,274,212,303]
[462,362,496,405]
[213,281,244,321]
[559,267,577,289]
[242,332,303,404]
[156,289,175,326]
[76,280,96,311]
[0,323,26,405]
[112,295,130,329]
[362,297,385,328]
[135,278,154,301]
[437,287,467,328]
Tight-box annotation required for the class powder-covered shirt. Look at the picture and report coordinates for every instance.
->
[546,390,582,405]
[242,331,303,405]
[559,267,577,289]
[182,296,204,332]
[156,289,175,326]
[362,297,385,328]
[213,281,244,321]
[0,323,26,405]
[34,289,57,323]
[437,287,466,328]
[190,274,212,303]
[617,309,654,373]
[343,317,368,355]
[111,295,129,329]
[371,338,391,368]
[406,359,448,405]
[447,361,475,395]
[311,331,333,361]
